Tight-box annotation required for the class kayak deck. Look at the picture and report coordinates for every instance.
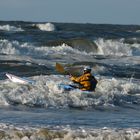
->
[58,84,93,94]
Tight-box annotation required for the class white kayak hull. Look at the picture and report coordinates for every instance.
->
[6,73,35,85]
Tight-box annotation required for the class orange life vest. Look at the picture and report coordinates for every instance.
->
[70,73,98,91]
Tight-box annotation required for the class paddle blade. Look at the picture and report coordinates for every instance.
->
[56,63,65,73]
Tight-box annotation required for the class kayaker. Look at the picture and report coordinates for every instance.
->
[69,66,98,91]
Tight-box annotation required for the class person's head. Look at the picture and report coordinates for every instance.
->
[83,66,91,74]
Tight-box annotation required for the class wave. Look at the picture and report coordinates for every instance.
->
[0,123,140,140]
[136,30,140,32]
[45,38,98,53]
[0,75,140,108]
[0,24,24,32]
[0,39,94,57]
[34,23,55,31]
[0,39,33,55]
[1,39,140,65]
[95,38,130,56]
[1,37,140,60]
[44,38,140,56]
[95,38,140,56]
[0,60,51,80]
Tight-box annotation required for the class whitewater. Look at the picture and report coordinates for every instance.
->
[0,21,140,139]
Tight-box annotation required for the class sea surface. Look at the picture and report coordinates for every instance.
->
[0,21,140,139]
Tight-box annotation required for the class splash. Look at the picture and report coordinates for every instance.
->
[0,25,23,32]
[95,38,133,56]
[0,40,91,57]
[1,75,140,108]
[0,123,140,140]
[0,39,20,55]
[35,23,55,31]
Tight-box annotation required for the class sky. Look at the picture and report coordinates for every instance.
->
[0,0,140,25]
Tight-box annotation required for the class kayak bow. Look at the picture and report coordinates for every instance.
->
[6,73,35,85]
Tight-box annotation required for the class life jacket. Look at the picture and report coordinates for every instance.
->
[70,73,98,91]
[89,76,98,91]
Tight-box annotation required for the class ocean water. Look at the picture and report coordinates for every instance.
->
[0,21,140,139]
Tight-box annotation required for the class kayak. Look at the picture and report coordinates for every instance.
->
[6,73,36,85]
[58,84,77,91]
[5,73,94,94]
[58,84,93,94]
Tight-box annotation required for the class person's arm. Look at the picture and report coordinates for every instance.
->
[70,75,83,83]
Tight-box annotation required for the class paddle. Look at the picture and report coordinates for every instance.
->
[55,63,70,75]
[56,62,98,78]
[55,63,79,89]
[55,62,84,76]
[56,63,65,73]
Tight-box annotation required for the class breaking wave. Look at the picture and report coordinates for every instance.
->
[0,123,140,140]
[1,75,140,108]
[35,23,55,31]
[1,38,140,58]
[0,24,24,32]
[95,38,140,56]
[0,39,92,56]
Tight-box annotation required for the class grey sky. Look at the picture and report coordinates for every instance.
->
[0,0,139,25]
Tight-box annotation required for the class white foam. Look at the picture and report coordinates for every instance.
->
[95,38,133,56]
[0,40,91,58]
[0,25,24,32]
[136,30,140,32]
[0,39,20,55]
[35,23,55,31]
[2,38,140,59]
[1,75,140,108]
[0,39,34,55]
[34,43,90,56]
[0,123,139,140]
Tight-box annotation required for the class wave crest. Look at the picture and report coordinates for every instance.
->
[0,25,24,32]
[35,23,55,31]
[1,75,140,109]
[95,38,132,56]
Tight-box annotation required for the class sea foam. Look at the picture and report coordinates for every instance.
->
[35,23,55,31]
[95,38,133,56]
[0,123,139,140]
[1,75,140,108]
[0,24,24,32]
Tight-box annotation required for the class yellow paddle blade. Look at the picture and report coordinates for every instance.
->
[55,63,79,76]
[55,63,65,73]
